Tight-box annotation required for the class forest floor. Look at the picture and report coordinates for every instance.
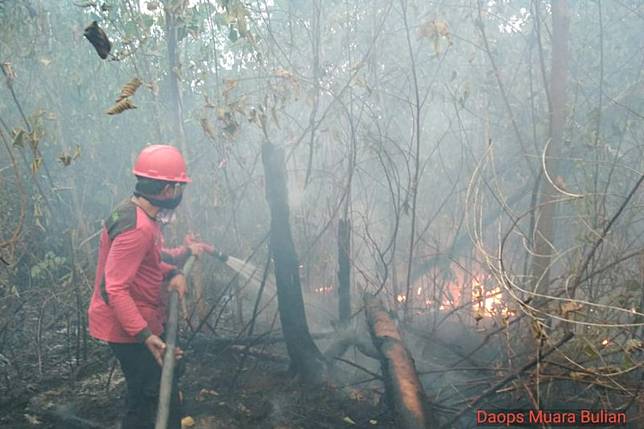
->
[0,335,396,429]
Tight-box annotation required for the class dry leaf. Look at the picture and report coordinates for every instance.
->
[473,309,484,322]
[433,19,449,37]
[200,117,216,140]
[24,414,41,425]
[274,67,293,79]
[230,98,246,115]
[12,128,26,148]
[145,81,159,96]
[560,301,583,317]
[417,19,450,39]
[58,154,72,166]
[417,19,452,54]
[1,62,16,81]
[223,79,237,98]
[343,416,356,425]
[106,98,137,115]
[531,319,548,340]
[625,339,642,353]
[181,416,195,428]
[348,388,364,401]
[31,157,43,175]
[84,21,112,60]
[196,388,219,401]
[271,105,280,128]
[203,94,215,108]
[58,145,81,167]
[116,77,142,102]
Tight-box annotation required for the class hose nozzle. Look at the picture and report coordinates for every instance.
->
[215,250,228,262]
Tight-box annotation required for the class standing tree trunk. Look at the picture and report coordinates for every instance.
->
[163,1,202,317]
[337,219,351,325]
[163,1,187,151]
[530,0,570,296]
[262,143,325,383]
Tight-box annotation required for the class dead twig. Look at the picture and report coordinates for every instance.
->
[441,332,574,428]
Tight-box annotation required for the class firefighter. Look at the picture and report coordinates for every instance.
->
[87,145,210,429]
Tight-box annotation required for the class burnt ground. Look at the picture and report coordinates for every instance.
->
[0,337,396,429]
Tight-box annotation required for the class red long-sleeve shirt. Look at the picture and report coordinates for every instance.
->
[87,199,189,343]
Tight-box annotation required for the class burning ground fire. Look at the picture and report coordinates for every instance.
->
[310,263,514,321]
[389,268,516,321]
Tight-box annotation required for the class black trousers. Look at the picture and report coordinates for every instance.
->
[109,342,182,429]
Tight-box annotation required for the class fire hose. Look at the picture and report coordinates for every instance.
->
[155,254,196,429]
[154,249,252,429]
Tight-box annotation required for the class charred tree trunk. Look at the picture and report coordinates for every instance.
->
[262,143,325,383]
[530,0,570,295]
[337,219,351,325]
[364,293,431,429]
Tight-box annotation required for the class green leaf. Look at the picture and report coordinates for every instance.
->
[623,280,640,291]
[622,352,635,370]
[177,24,187,41]
[143,15,154,29]
[12,128,26,148]
[124,20,138,37]
[214,13,228,27]
[196,3,214,19]
[228,25,238,42]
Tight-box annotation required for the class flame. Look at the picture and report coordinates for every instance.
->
[313,286,334,294]
[390,260,515,321]
[472,278,511,318]
[413,266,512,320]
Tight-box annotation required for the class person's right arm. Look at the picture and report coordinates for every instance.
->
[104,228,183,365]
[104,227,153,341]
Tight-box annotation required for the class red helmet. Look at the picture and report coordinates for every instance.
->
[132,145,191,183]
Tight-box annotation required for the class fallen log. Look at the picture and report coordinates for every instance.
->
[364,293,431,429]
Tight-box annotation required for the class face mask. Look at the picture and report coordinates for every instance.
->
[134,184,184,210]
[145,192,183,209]
[157,208,177,225]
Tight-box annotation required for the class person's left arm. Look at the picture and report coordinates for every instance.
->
[161,233,215,265]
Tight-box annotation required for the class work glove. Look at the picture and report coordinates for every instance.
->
[183,233,216,256]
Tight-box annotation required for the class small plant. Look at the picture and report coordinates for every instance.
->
[30,251,66,283]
